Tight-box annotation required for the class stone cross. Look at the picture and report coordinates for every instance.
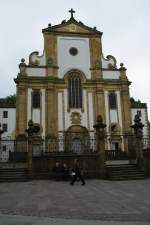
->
[69,8,75,18]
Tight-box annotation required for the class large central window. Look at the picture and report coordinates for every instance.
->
[109,92,117,109]
[68,75,82,108]
[32,91,40,108]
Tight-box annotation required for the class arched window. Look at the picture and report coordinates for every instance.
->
[68,75,82,108]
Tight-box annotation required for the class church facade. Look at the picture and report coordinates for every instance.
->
[14,10,149,152]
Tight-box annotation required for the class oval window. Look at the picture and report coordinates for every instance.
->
[69,47,78,56]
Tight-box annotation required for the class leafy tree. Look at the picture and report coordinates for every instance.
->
[5,94,16,104]
[0,94,16,105]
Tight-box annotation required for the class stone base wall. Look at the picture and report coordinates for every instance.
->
[32,153,102,179]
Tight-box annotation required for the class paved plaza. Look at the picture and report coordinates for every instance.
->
[0,179,150,224]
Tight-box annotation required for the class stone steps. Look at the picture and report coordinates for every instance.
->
[106,164,147,181]
[0,168,28,182]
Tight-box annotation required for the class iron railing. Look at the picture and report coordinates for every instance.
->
[0,134,150,162]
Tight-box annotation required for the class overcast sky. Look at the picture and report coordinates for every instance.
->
[0,0,150,117]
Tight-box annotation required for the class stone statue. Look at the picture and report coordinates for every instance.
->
[19,58,26,75]
[134,111,141,124]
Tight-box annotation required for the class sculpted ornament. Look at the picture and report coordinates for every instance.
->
[19,58,26,75]
[106,55,117,69]
[47,57,54,66]
[71,112,81,125]
[29,52,40,66]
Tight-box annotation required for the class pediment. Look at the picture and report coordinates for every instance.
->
[43,19,102,35]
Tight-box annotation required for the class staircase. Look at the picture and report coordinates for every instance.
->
[0,168,28,182]
[106,164,147,180]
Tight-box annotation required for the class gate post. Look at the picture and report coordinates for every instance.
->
[131,112,144,169]
[93,115,106,178]
[25,120,34,178]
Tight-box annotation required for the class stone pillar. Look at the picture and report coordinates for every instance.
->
[25,120,42,178]
[27,136,33,178]
[93,115,106,178]
[25,120,34,178]
[131,112,144,169]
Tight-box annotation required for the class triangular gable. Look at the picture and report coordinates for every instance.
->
[43,18,102,35]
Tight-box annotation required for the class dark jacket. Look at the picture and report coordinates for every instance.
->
[72,163,81,176]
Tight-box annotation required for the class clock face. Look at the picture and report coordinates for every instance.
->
[69,24,76,32]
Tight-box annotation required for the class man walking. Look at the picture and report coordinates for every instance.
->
[70,159,85,185]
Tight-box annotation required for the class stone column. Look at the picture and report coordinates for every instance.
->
[93,115,106,178]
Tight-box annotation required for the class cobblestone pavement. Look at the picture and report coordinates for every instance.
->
[0,179,150,223]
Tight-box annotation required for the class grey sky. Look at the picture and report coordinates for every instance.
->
[0,0,150,117]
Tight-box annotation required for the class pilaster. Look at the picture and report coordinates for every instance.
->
[44,34,58,77]
[16,85,27,136]
[46,85,58,135]
[121,86,132,133]
[90,37,102,79]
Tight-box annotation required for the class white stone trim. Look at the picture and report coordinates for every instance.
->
[104,91,109,133]
[116,91,123,131]
[88,92,94,130]
[27,88,32,126]
[41,89,45,137]
[58,92,63,131]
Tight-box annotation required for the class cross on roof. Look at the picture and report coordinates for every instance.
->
[69,8,75,19]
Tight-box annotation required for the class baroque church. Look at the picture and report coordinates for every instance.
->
[14,9,149,153]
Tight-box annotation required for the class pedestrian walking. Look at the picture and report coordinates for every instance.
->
[70,159,85,185]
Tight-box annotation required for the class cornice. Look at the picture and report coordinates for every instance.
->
[14,76,65,84]
[90,67,120,71]
[43,31,101,38]
[26,65,59,69]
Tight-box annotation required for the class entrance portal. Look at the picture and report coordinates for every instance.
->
[65,125,89,153]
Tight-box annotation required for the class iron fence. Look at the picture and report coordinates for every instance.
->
[0,133,150,162]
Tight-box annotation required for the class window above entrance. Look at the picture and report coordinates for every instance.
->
[68,75,82,109]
